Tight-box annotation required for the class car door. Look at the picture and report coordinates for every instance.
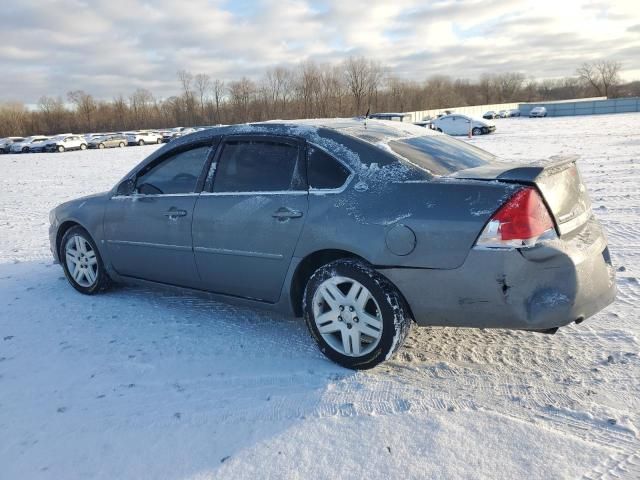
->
[104,142,215,288]
[192,135,308,302]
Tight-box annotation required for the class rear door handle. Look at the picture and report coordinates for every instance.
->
[164,209,187,218]
[272,207,303,219]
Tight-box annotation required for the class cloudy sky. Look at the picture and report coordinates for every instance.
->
[1,0,639,103]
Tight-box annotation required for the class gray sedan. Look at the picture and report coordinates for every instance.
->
[49,120,616,369]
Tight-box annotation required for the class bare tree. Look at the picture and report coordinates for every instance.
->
[495,72,525,102]
[37,96,66,134]
[343,57,370,114]
[228,77,256,122]
[67,90,97,131]
[177,70,196,124]
[211,79,226,124]
[577,60,621,97]
[194,73,211,121]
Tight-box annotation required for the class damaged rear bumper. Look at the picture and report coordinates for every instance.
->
[379,216,616,330]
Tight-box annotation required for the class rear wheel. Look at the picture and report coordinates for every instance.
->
[60,226,111,294]
[138,139,145,146]
[303,259,412,369]
[156,138,162,144]
[118,142,125,148]
[57,145,65,153]
[99,143,105,149]
[80,143,87,150]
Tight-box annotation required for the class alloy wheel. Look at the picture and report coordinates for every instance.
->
[312,276,383,357]
[65,235,99,288]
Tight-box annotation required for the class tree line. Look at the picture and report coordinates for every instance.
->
[0,58,633,138]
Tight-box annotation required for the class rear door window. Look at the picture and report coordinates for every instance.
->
[212,139,303,192]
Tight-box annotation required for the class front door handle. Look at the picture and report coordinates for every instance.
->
[272,207,303,219]
[164,209,187,218]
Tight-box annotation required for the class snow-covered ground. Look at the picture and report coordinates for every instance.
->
[1,114,639,479]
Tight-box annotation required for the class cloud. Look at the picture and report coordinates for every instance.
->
[0,0,638,103]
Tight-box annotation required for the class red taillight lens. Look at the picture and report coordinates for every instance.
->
[476,187,557,248]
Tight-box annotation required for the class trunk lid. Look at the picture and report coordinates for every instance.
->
[451,155,592,236]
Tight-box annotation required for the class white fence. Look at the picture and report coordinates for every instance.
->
[403,102,520,122]
[401,96,612,122]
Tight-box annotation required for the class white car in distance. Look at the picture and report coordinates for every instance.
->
[126,131,163,146]
[44,134,88,152]
[431,114,496,136]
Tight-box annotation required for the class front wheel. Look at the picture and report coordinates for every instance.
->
[118,142,125,148]
[99,143,105,149]
[303,259,412,369]
[138,140,145,146]
[472,127,482,136]
[156,138,162,144]
[57,145,65,153]
[60,226,111,294]
[80,143,87,150]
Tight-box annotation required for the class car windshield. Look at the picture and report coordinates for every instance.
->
[387,135,496,176]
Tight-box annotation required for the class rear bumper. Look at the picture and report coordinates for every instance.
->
[379,216,616,330]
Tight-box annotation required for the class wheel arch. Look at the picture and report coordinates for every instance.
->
[290,249,365,317]
[56,220,82,258]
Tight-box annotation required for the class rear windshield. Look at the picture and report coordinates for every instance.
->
[387,135,496,176]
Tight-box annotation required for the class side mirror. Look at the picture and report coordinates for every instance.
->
[116,178,136,196]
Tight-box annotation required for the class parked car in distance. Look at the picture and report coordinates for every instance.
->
[44,134,88,153]
[498,110,510,118]
[49,120,615,369]
[162,127,195,143]
[31,134,71,153]
[483,111,497,119]
[432,114,496,136]
[10,136,50,153]
[0,137,26,154]
[510,109,521,117]
[88,134,128,149]
[126,131,163,146]
[413,120,434,129]
[369,113,411,122]
[529,106,548,118]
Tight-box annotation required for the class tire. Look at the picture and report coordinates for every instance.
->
[60,226,111,295]
[303,259,412,370]
[138,140,145,146]
[80,143,87,150]
[156,138,162,144]
[57,145,65,153]
[119,142,125,148]
[22,147,29,153]
[472,127,482,136]
[99,143,105,149]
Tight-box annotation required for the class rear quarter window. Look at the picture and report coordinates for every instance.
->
[307,146,350,190]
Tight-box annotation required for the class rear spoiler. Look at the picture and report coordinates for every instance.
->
[451,155,580,184]
[494,155,580,182]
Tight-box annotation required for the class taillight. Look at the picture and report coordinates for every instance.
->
[475,187,557,249]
